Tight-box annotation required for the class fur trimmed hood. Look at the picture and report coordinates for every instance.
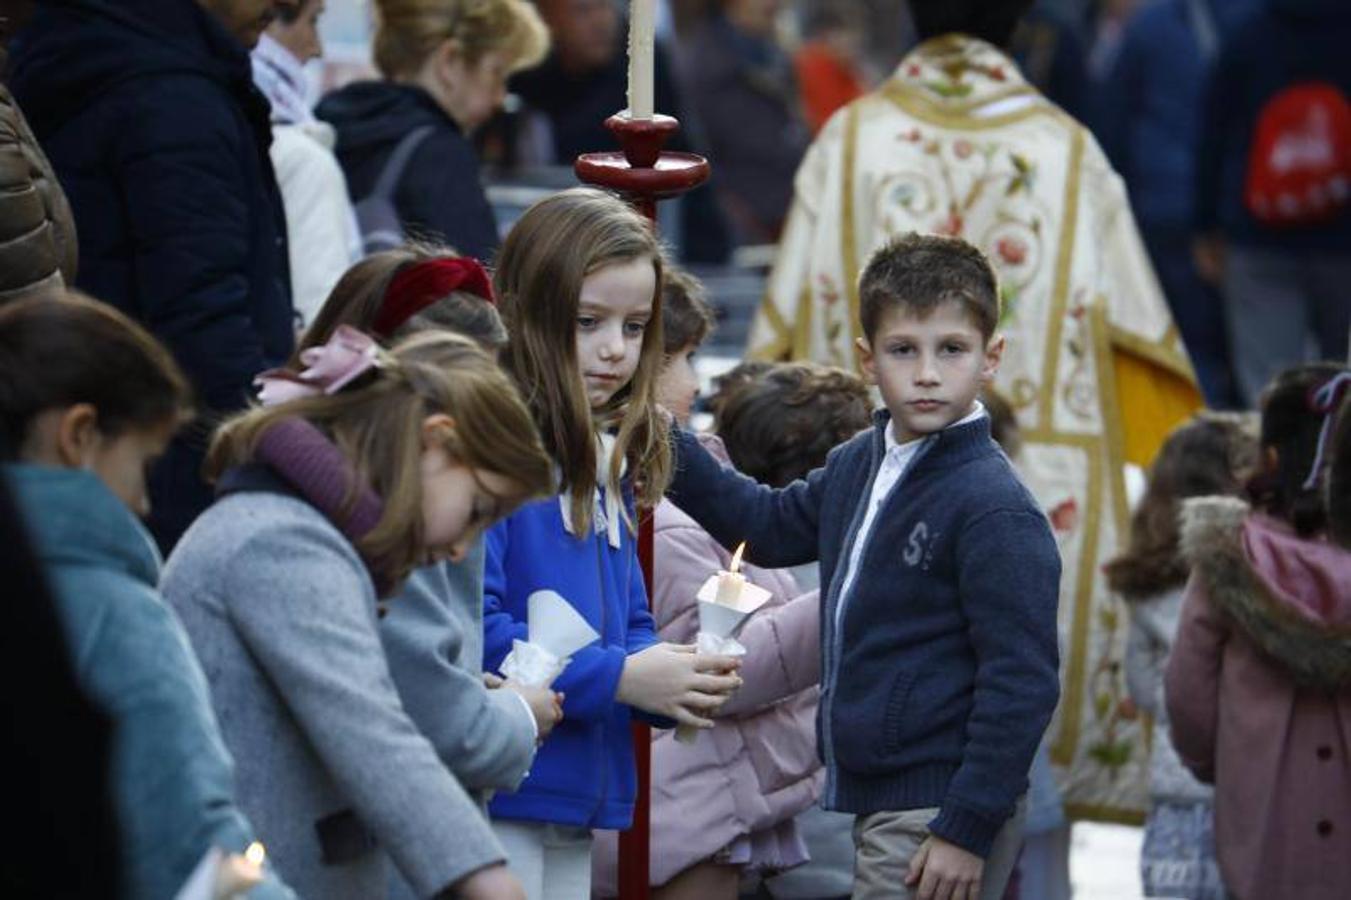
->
[1181,496,1351,689]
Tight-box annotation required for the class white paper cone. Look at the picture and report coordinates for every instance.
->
[528,589,600,659]
[500,639,566,688]
[696,630,746,657]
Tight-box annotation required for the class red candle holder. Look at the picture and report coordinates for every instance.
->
[575,112,709,900]
[575,114,710,220]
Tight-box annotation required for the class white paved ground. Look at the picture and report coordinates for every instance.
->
[1071,823,1148,899]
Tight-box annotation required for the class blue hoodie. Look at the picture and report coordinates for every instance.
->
[1194,0,1351,249]
[3,465,291,900]
[482,489,666,829]
[1096,0,1259,228]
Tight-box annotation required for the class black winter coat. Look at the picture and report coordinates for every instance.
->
[10,0,294,551]
[318,81,499,262]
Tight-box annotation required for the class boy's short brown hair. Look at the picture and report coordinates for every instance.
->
[714,361,873,487]
[661,267,716,355]
[859,232,1000,343]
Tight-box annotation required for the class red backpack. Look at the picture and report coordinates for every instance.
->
[1244,81,1351,228]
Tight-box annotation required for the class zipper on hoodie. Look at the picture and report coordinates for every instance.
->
[587,517,612,824]
[820,430,934,807]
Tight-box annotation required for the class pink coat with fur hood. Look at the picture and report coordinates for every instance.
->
[1166,496,1351,900]
[592,440,823,893]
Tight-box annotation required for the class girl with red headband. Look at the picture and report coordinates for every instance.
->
[296,244,563,900]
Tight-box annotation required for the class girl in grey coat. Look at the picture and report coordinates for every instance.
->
[164,329,555,899]
[1105,413,1256,899]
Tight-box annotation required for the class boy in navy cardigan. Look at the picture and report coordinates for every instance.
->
[667,233,1060,900]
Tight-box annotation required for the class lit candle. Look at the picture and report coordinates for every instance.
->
[714,542,746,606]
[215,842,266,898]
[626,0,655,119]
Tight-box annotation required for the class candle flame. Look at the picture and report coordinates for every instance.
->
[730,542,746,574]
[245,842,266,867]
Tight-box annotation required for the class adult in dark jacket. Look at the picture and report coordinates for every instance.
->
[318,0,548,263]
[1192,0,1351,406]
[680,0,811,244]
[8,0,294,552]
[1096,0,1258,409]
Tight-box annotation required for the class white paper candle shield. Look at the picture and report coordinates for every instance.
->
[675,573,772,743]
[499,590,600,688]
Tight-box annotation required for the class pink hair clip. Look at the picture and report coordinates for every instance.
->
[254,325,383,407]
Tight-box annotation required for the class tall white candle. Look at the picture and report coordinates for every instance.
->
[626,0,655,119]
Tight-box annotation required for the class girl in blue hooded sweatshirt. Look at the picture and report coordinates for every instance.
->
[483,188,742,900]
[0,293,292,900]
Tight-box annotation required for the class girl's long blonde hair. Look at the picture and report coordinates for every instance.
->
[207,332,553,587]
[373,0,549,77]
[494,187,672,537]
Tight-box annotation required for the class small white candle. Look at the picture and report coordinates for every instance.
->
[215,842,266,898]
[626,0,655,118]
[714,542,746,606]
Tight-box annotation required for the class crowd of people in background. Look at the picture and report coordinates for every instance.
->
[1,0,1349,898]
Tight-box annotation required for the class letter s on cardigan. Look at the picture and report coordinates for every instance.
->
[904,521,929,567]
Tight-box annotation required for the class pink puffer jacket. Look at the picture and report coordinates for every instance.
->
[1166,498,1351,900]
[593,443,823,892]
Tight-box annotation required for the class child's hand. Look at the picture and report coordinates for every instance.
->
[482,672,504,689]
[504,681,564,740]
[617,643,742,728]
[905,835,984,900]
[445,863,526,900]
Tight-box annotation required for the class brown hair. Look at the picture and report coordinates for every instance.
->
[207,331,553,587]
[661,267,715,356]
[494,187,671,535]
[373,0,549,77]
[0,292,192,458]
[1328,395,1351,549]
[1248,363,1348,537]
[858,232,1000,343]
[715,361,873,487]
[1104,413,1258,599]
[299,244,506,359]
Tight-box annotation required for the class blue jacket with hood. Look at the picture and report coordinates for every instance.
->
[1097,0,1259,229]
[481,489,668,830]
[1193,0,1351,249]
[4,465,291,900]
[8,0,294,550]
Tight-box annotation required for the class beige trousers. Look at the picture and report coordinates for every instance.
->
[851,797,1026,900]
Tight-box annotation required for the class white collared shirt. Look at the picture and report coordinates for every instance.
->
[833,403,987,631]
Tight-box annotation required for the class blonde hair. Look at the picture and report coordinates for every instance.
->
[373,0,550,77]
[207,331,553,587]
[494,187,672,536]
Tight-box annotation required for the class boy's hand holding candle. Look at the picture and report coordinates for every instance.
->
[676,543,771,742]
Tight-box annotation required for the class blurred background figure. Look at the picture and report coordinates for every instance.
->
[254,0,363,329]
[9,0,296,554]
[1096,0,1257,409]
[1192,0,1351,408]
[793,0,868,135]
[678,0,810,244]
[318,0,549,261]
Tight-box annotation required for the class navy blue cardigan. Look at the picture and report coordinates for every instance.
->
[668,413,1061,857]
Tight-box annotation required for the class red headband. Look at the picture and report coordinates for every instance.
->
[373,257,495,338]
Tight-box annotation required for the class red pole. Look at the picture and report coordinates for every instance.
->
[576,114,709,900]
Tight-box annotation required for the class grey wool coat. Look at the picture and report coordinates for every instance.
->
[381,546,537,900]
[163,492,505,899]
